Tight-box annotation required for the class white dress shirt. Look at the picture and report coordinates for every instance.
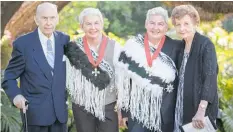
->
[38,28,55,59]
[149,41,158,49]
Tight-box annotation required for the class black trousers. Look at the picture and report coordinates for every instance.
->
[72,102,118,132]
[27,120,67,132]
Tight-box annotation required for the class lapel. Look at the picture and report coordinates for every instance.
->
[32,28,53,82]
[161,36,173,57]
[52,31,63,78]
[178,32,201,71]
[185,32,202,67]
[188,32,199,59]
[182,32,203,83]
[178,40,185,70]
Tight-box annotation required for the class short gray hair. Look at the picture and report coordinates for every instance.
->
[36,2,58,16]
[79,8,103,25]
[146,7,168,24]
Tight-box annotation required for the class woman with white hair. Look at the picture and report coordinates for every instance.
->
[64,8,121,132]
[116,7,182,132]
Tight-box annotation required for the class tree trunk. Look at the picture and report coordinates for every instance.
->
[164,1,233,21]
[1,1,23,37]
[4,1,70,40]
[189,1,233,14]
[166,1,233,13]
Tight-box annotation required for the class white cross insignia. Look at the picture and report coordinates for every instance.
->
[92,68,100,77]
[146,67,154,76]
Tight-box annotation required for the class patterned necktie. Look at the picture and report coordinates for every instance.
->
[47,39,54,69]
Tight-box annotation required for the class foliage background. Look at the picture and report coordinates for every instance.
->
[1,1,233,132]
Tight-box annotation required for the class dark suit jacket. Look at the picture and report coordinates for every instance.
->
[2,28,70,126]
[160,36,182,132]
[177,32,218,124]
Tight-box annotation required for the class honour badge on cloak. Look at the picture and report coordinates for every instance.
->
[165,84,174,93]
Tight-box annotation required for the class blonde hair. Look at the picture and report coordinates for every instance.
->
[171,5,200,26]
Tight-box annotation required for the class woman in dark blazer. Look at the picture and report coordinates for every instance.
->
[171,5,219,132]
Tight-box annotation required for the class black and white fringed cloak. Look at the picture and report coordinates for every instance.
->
[116,34,177,131]
[64,37,116,121]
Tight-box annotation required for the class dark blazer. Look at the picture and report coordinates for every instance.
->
[160,36,182,132]
[2,29,70,126]
[178,32,218,124]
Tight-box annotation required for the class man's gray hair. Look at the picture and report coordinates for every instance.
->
[79,8,103,25]
[36,2,58,16]
[146,7,168,24]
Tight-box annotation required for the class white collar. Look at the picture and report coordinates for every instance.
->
[149,41,158,49]
[38,28,55,42]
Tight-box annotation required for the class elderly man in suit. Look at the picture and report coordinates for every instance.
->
[2,2,70,132]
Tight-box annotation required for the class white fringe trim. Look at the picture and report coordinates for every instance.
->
[66,61,106,121]
[115,36,176,131]
[116,66,163,131]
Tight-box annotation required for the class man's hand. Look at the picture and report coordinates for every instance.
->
[13,95,28,113]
